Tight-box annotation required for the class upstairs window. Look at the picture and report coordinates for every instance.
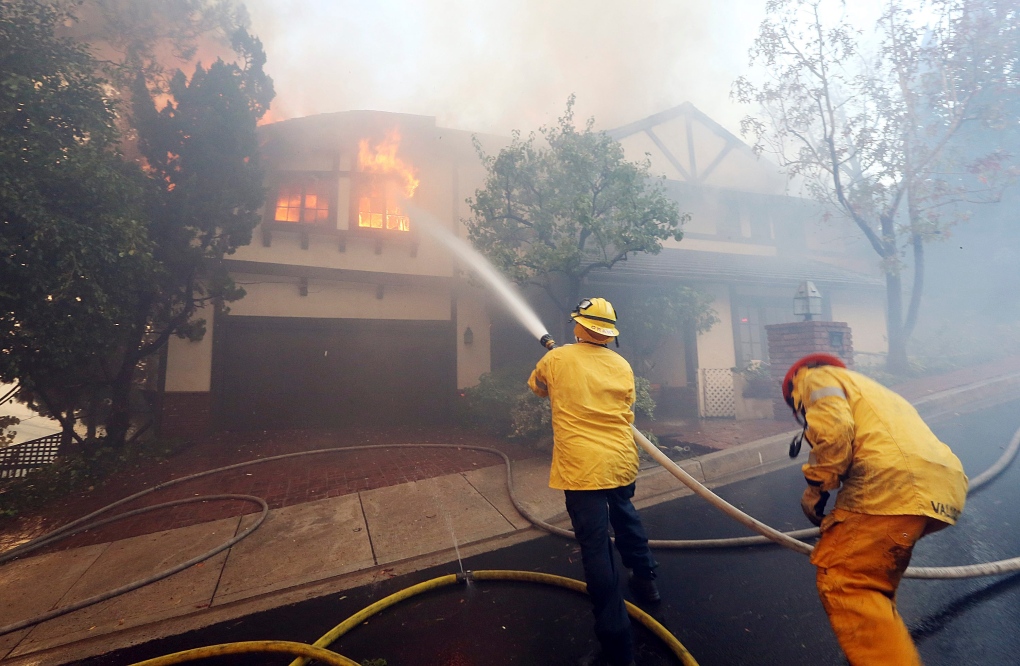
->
[354,130,417,233]
[273,179,331,225]
[355,176,411,232]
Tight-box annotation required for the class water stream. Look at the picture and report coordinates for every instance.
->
[443,508,466,577]
[410,206,550,582]
[408,205,550,341]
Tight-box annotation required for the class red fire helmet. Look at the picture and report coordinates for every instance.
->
[782,353,847,409]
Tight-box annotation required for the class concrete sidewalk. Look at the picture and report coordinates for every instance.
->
[3,364,1020,665]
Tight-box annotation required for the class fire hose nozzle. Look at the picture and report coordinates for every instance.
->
[539,334,556,350]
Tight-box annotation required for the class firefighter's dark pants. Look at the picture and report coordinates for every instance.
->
[565,482,658,666]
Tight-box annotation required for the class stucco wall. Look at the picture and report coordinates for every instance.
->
[164,307,214,393]
[694,283,736,418]
[227,275,451,320]
[697,283,736,370]
[456,289,492,389]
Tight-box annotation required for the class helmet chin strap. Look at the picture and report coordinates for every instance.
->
[789,406,808,458]
[573,335,619,348]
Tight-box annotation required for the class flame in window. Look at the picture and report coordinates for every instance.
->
[358,130,419,197]
[275,181,329,224]
[357,130,417,232]
[357,180,410,231]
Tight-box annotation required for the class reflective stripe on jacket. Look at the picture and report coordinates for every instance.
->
[528,342,638,490]
[793,365,968,524]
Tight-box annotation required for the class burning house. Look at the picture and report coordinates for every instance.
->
[159,105,885,435]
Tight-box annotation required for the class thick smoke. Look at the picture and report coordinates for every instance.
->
[244,0,765,134]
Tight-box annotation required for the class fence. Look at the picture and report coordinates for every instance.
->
[0,433,63,479]
[700,368,736,418]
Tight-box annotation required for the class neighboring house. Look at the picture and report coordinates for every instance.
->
[159,104,885,435]
[592,103,886,418]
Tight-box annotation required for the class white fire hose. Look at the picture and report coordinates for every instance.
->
[627,423,1020,579]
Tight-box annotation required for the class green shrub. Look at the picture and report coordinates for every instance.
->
[633,376,656,420]
[509,391,552,442]
[458,364,534,436]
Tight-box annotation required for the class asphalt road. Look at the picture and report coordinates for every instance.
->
[81,400,1020,665]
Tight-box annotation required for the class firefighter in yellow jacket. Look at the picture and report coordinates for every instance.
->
[529,298,658,666]
[783,353,968,666]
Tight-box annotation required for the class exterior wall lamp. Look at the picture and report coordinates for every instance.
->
[463,326,474,346]
[793,280,822,321]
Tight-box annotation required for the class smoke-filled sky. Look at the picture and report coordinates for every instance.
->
[243,0,774,136]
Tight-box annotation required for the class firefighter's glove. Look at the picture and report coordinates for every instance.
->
[801,486,830,527]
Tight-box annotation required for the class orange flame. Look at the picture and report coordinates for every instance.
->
[358,129,419,198]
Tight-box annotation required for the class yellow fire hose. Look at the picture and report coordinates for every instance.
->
[285,570,698,666]
[129,640,358,666]
[126,570,699,665]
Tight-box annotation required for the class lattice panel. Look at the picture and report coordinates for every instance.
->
[0,433,62,479]
[701,368,736,418]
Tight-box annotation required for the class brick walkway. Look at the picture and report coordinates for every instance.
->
[0,426,541,554]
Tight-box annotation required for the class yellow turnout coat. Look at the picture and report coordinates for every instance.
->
[792,365,968,524]
[528,342,638,491]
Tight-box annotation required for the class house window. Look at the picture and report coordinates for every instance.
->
[273,180,330,224]
[734,298,802,365]
[355,177,411,232]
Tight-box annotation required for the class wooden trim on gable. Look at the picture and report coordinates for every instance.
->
[608,102,769,185]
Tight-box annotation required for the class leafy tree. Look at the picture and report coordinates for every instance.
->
[625,286,719,377]
[733,0,1019,372]
[466,96,686,340]
[1,0,273,452]
[73,0,274,446]
[0,0,155,451]
[100,28,273,445]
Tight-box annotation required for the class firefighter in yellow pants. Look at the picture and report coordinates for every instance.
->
[782,354,968,666]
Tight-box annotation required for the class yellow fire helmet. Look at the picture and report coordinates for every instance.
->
[570,297,620,337]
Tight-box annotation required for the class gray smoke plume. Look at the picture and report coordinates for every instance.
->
[244,0,765,133]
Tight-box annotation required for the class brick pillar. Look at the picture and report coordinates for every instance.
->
[765,321,854,419]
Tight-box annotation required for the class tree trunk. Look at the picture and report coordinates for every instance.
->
[106,293,158,449]
[885,270,909,374]
[903,231,925,342]
[59,414,75,458]
[105,365,135,450]
[106,342,143,449]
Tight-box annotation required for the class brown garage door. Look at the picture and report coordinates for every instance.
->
[212,316,456,430]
